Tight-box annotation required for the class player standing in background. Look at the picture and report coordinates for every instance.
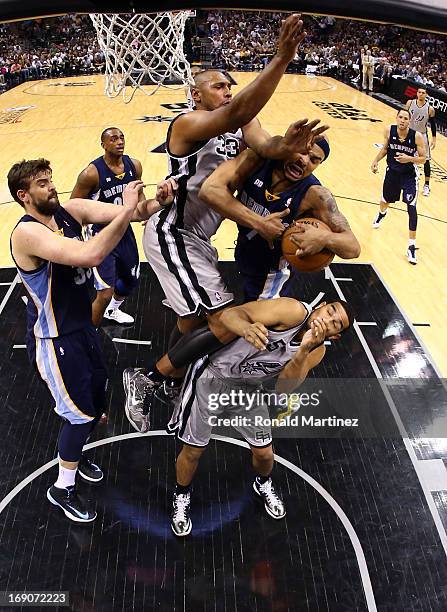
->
[406,86,436,196]
[71,127,145,326]
[371,109,426,264]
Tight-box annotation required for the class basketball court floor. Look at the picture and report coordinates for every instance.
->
[0,74,447,610]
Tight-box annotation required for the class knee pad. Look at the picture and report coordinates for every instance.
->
[114,275,138,297]
[407,203,418,232]
[424,160,431,178]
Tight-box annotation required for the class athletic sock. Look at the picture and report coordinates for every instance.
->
[409,238,416,247]
[175,482,191,495]
[55,463,77,489]
[107,296,124,312]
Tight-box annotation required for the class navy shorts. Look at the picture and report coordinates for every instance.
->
[92,226,140,293]
[29,326,108,425]
[382,168,418,205]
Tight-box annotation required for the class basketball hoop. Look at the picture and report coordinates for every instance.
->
[90,11,195,103]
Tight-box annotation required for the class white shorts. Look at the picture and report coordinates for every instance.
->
[143,216,234,317]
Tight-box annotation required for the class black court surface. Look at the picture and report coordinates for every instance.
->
[0,262,446,611]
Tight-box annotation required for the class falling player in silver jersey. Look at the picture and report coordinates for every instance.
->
[124,14,328,413]
[168,296,353,536]
[405,86,436,196]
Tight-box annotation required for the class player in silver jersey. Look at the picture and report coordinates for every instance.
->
[168,296,353,536]
[124,14,328,417]
[405,86,436,196]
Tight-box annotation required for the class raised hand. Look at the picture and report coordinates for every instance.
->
[276,14,306,64]
[277,118,330,158]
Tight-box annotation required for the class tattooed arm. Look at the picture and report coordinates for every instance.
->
[291,185,361,258]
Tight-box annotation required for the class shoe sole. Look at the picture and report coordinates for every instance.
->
[47,489,97,523]
[78,470,104,483]
[171,520,192,537]
[122,369,149,433]
[252,481,286,520]
[103,316,134,325]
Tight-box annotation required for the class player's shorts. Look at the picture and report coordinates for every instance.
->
[143,218,234,317]
[238,259,291,303]
[167,357,273,448]
[30,326,108,425]
[382,167,419,206]
[91,226,139,294]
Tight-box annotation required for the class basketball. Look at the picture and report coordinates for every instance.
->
[281,218,334,272]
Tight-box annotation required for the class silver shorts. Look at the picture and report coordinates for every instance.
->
[167,358,273,448]
[143,216,234,317]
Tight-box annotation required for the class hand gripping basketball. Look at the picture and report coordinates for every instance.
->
[281,217,334,272]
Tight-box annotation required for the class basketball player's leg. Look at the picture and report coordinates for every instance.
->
[34,328,107,522]
[103,231,140,325]
[235,404,286,519]
[423,134,431,196]
[91,256,115,327]
[169,366,215,536]
[402,175,419,264]
[123,226,234,429]
[372,169,399,228]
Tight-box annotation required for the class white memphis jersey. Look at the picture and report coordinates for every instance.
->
[408,100,430,134]
[162,113,244,241]
[208,302,312,381]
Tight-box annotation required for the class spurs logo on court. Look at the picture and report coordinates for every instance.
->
[312,101,382,123]
[240,361,283,374]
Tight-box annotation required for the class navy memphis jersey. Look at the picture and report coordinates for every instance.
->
[236,159,321,274]
[10,207,93,340]
[89,155,137,233]
[386,125,418,175]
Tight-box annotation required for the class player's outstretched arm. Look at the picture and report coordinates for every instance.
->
[67,178,174,224]
[70,164,99,199]
[200,149,288,245]
[242,117,329,160]
[27,181,142,267]
[219,298,308,350]
[173,14,306,145]
[292,185,360,258]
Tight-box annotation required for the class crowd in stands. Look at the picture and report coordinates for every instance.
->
[204,11,447,93]
[1,11,447,95]
[0,14,104,91]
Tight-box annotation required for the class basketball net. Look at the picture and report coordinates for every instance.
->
[89,11,194,103]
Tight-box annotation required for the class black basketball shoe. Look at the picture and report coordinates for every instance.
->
[78,456,104,483]
[47,485,97,523]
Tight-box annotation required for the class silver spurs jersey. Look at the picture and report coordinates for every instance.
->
[408,99,430,134]
[208,302,312,381]
[163,113,244,241]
